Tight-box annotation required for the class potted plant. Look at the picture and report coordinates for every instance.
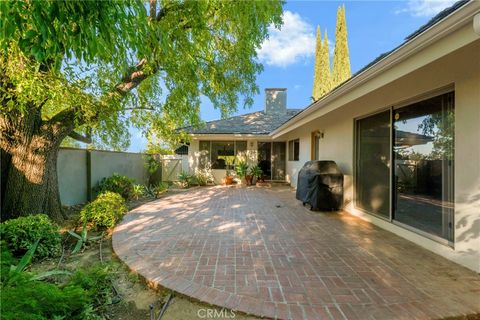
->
[224,170,234,185]
[249,165,262,185]
[235,161,250,185]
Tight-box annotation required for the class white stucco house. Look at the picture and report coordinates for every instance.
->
[182,1,480,273]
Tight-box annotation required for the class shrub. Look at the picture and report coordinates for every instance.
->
[235,161,249,179]
[147,182,168,198]
[69,264,114,311]
[131,184,145,200]
[1,242,17,283]
[1,265,111,320]
[0,215,61,260]
[249,165,263,179]
[178,171,193,188]
[94,173,135,200]
[80,192,127,229]
[1,272,91,320]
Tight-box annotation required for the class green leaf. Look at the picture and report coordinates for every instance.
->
[16,238,40,272]
[72,239,83,254]
[67,230,82,240]
[31,270,73,281]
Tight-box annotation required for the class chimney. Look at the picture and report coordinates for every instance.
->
[265,88,287,115]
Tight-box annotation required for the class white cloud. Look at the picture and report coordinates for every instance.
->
[257,11,315,67]
[395,0,458,18]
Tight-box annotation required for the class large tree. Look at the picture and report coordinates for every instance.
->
[0,0,283,220]
[332,4,351,87]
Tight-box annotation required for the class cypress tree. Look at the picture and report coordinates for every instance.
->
[320,30,332,94]
[312,26,332,101]
[332,5,351,87]
[312,25,323,101]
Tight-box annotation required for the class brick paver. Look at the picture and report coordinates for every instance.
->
[113,186,480,319]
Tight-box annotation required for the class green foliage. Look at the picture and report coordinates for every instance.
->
[0,215,61,260]
[1,0,283,150]
[178,171,193,188]
[1,241,17,283]
[144,154,162,174]
[332,5,351,87]
[249,165,263,179]
[194,169,213,186]
[132,184,145,200]
[94,173,135,200]
[312,25,333,101]
[68,264,115,312]
[235,161,249,179]
[0,262,112,320]
[80,192,127,229]
[0,0,149,67]
[1,271,90,320]
[144,182,169,198]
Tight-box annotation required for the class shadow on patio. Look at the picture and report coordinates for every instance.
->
[113,186,480,320]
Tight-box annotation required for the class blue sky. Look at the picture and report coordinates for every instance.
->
[128,0,457,152]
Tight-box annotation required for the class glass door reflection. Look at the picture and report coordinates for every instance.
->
[393,92,454,241]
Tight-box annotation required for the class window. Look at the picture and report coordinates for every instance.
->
[354,91,454,242]
[393,92,454,241]
[198,141,247,170]
[288,139,299,161]
[355,110,391,218]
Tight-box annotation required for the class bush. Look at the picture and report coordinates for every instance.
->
[1,272,91,320]
[1,264,112,320]
[80,192,127,229]
[94,173,135,200]
[0,215,61,260]
[178,171,193,188]
[146,182,169,198]
[69,264,114,311]
[80,191,128,228]
[1,242,17,283]
[131,184,145,200]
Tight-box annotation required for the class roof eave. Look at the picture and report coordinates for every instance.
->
[271,0,479,138]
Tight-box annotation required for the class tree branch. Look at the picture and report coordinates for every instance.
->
[114,59,159,96]
[68,130,92,144]
[125,107,155,111]
[150,0,157,20]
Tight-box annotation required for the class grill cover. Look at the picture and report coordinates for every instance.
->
[296,161,344,211]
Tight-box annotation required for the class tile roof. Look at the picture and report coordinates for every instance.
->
[183,109,302,135]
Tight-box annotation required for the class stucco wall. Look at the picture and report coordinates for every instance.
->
[57,148,149,205]
[58,148,88,206]
[278,40,480,272]
[89,150,148,192]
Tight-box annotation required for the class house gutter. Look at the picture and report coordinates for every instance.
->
[270,0,480,139]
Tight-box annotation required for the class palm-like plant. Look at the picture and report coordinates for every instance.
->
[249,165,262,183]
[235,161,249,179]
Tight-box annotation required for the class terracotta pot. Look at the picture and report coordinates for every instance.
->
[245,175,253,186]
[224,176,234,185]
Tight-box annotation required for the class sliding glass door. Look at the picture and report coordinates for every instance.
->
[355,110,391,218]
[355,91,454,242]
[393,92,454,241]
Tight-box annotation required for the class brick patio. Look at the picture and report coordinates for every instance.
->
[113,186,480,319]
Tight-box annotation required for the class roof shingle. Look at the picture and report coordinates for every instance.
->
[184,109,302,135]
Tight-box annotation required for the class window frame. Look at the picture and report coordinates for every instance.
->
[353,88,455,246]
[198,140,247,170]
[288,139,300,161]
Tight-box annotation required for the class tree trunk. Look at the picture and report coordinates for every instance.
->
[1,108,73,222]
[2,145,64,221]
